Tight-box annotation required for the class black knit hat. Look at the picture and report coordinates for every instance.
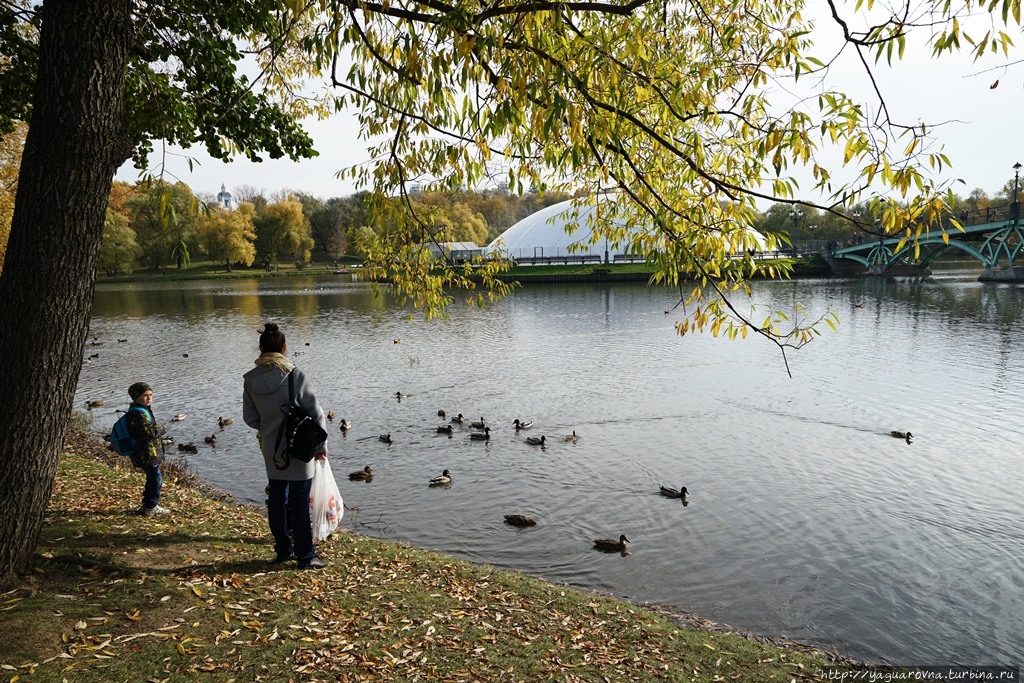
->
[128,382,152,400]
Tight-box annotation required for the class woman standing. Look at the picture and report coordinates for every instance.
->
[242,323,329,570]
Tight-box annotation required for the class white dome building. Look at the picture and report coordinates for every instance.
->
[486,200,624,262]
[486,198,769,264]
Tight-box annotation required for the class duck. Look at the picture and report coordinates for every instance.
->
[378,434,393,444]
[659,484,688,499]
[327,411,336,422]
[593,534,630,552]
[117,338,128,343]
[172,414,187,422]
[395,391,408,400]
[513,419,533,430]
[890,430,913,443]
[339,419,352,432]
[85,399,104,409]
[429,469,452,486]
[564,430,579,443]
[470,427,491,440]
[437,424,454,434]
[450,413,465,424]
[348,465,373,481]
[218,416,233,427]
[470,417,487,429]
[504,514,537,527]
[178,442,198,454]
[525,435,546,446]
[203,434,217,445]
[437,409,446,418]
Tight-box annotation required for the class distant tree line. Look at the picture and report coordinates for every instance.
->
[2,160,1021,277]
[94,180,573,276]
[755,178,1021,246]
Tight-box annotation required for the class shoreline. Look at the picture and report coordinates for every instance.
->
[94,255,833,286]
[72,420,871,671]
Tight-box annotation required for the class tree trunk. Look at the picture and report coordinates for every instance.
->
[0,0,133,589]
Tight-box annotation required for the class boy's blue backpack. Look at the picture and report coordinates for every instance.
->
[109,406,147,456]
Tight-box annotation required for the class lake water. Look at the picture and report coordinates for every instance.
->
[74,269,1024,666]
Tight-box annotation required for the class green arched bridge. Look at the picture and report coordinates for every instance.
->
[827,203,1024,281]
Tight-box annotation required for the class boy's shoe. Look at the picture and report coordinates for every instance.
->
[271,552,297,565]
[140,505,170,515]
[298,558,327,570]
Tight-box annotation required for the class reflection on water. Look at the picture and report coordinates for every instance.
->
[77,271,1024,665]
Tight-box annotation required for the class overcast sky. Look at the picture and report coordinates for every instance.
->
[114,7,1024,205]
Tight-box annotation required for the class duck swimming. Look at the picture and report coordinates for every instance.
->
[525,435,546,446]
[349,465,373,481]
[437,424,454,434]
[429,469,452,486]
[890,430,913,443]
[593,534,630,552]
[564,430,579,443]
[513,419,533,430]
[659,485,688,499]
[378,434,393,444]
[451,414,465,424]
[327,411,336,421]
[470,417,487,429]
[85,399,104,409]
[438,409,446,418]
[204,434,217,445]
[218,416,233,427]
[339,419,352,432]
[470,427,491,440]
[504,514,537,527]
[172,414,187,422]
[178,442,198,454]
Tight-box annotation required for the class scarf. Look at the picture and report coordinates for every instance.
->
[254,352,295,374]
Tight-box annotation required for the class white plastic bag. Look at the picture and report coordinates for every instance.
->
[310,458,343,542]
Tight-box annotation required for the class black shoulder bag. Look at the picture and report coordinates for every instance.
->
[273,371,328,470]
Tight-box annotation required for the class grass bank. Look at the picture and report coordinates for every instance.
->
[96,256,830,285]
[0,422,857,682]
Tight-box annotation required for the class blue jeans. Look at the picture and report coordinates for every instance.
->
[142,464,162,509]
[266,478,315,565]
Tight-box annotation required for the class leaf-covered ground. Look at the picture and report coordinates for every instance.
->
[0,424,857,682]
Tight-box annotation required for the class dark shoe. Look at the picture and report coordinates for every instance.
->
[298,558,327,570]
[271,552,297,565]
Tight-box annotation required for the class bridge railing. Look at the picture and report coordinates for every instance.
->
[947,202,1014,227]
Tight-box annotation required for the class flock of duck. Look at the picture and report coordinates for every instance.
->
[89,389,695,554]
[88,378,912,555]
[329,401,684,556]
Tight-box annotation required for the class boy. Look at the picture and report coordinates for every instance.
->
[126,381,168,514]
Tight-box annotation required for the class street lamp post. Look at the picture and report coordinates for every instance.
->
[1012,162,1022,225]
[789,208,801,254]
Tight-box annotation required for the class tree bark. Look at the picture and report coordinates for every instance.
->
[0,0,133,589]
